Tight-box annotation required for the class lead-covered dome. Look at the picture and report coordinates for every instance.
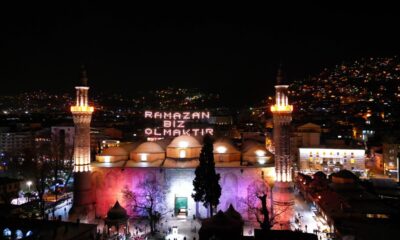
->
[131,142,165,162]
[96,146,129,163]
[213,139,240,154]
[101,146,128,156]
[167,135,201,148]
[133,142,165,153]
[167,135,202,159]
[213,139,241,162]
[243,144,273,165]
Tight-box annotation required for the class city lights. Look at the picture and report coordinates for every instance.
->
[26,180,32,192]
[2,8,400,240]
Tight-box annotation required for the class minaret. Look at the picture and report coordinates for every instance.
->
[70,66,94,217]
[270,67,294,229]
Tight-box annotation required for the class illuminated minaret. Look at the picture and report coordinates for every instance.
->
[270,67,294,229]
[70,66,94,216]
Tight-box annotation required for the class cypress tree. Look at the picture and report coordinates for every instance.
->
[192,134,221,216]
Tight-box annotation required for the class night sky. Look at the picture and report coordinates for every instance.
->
[1,3,399,106]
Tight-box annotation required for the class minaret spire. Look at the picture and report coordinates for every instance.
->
[80,64,88,86]
[276,64,284,85]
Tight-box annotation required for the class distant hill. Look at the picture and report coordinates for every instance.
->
[290,56,400,129]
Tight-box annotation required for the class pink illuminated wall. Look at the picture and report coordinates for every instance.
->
[90,167,276,221]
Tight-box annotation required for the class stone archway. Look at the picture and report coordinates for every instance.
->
[222,172,238,210]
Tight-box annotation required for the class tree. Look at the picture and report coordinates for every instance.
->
[50,134,74,197]
[3,134,72,219]
[244,180,288,231]
[34,157,51,219]
[192,134,221,217]
[19,147,52,219]
[122,176,169,235]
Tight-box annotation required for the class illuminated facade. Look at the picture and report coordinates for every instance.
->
[91,136,276,220]
[70,67,94,216]
[299,147,366,174]
[270,68,294,229]
[383,143,400,180]
[70,70,285,224]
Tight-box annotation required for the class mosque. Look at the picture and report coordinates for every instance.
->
[70,68,294,228]
[92,135,275,218]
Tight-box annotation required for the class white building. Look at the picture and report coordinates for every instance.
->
[299,147,365,175]
[383,143,400,180]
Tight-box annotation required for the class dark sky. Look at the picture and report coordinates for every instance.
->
[1,3,399,106]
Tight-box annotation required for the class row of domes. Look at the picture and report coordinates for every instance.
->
[96,135,273,164]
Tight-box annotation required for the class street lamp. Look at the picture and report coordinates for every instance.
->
[26,181,32,192]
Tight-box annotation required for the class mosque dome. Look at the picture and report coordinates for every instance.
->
[168,135,201,148]
[101,147,128,156]
[133,142,165,153]
[131,142,165,162]
[166,135,202,159]
[241,140,263,152]
[213,139,241,162]
[243,144,273,165]
[119,142,138,153]
[96,146,129,163]
[243,145,272,157]
[213,140,240,154]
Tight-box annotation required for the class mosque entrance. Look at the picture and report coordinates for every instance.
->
[175,197,188,217]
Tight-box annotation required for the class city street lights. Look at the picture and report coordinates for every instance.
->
[26,181,32,192]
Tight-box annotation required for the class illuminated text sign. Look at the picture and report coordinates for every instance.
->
[144,111,214,137]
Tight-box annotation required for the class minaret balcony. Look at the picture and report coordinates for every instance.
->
[71,106,94,113]
[270,105,293,113]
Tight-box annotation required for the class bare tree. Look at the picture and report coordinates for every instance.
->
[34,157,51,219]
[122,176,170,235]
[20,146,52,219]
[244,180,288,231]
[49,131,74,198]
[3,134,71,218]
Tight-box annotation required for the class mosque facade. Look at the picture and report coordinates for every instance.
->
[91,135,276,219]
[71,69,294,225]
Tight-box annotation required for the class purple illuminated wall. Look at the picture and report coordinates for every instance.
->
[91,167,275,220]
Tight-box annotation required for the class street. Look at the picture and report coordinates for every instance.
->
[293,190,333,240]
